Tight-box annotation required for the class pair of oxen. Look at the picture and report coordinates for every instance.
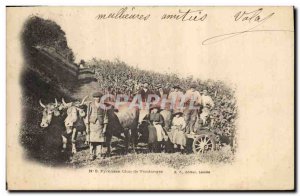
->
[39,97,172,156]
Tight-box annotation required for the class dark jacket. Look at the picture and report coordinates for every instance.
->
[139,88,153,102]
[145,113,165,127]
[154,89,168,98]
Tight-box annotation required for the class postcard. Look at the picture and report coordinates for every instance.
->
[6,6,294,190]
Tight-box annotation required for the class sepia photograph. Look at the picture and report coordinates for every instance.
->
[20,13,237,167]
[6,6,294,190]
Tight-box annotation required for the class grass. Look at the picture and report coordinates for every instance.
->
[21,104,235,169]
[21,118,235,169]
[70,138,235,169]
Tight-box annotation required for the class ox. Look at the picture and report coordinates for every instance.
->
[62,99,140,156]
[61,96,88,154]
[39,99,69,160]
[39,98,60,128]
[104,103,139,155]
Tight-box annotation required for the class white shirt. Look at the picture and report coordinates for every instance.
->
[168,91,184,109]
[172,116,186,128]
[95,101,101,108]
[184,89,202,104]
[202,95,214,108]
[168,91,183,101]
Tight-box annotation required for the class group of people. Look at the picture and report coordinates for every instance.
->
[141,82,215,153]
[140,81,215,131]
[77,59,237,160]
[143,105,189,153]
[88,59,236,138]
[85,81,215,159]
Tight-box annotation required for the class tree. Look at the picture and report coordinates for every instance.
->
[22,16,75,63]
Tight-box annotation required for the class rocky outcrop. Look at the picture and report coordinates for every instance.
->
[26,46,97,101]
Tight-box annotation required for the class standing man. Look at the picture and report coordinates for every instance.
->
[139,82,152,102]
[86,92,108,161]
[155,85,166,98]
[183,83,202,134]
[168,85,184,111]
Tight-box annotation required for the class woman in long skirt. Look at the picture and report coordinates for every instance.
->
[147,105,166,152]
[170,110,187,153]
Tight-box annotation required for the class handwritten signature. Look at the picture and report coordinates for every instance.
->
[202,8,293,45]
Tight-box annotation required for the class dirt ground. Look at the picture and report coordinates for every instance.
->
[67,135,235,169]
[22,122,234,169]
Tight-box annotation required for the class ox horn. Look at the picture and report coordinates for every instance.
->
[39,99,46,108]
[80,96,88,105]
[62,98,68,106]
[54,98,58,107]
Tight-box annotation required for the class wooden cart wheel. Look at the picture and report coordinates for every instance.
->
[192,134,216,154]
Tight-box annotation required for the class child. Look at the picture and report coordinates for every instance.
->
[171,110,187,153]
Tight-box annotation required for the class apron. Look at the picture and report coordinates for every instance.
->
[88,102,106,143]
[172,126,187,146]
[153,124,167,142]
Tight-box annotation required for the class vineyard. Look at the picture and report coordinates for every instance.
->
[87,58,238,140]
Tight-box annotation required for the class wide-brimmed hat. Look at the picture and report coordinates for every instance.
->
[190,83,197,88]
[92,92,103,98]
[149,104,161,111]
[173,110,183,116]
[173,85,181,89]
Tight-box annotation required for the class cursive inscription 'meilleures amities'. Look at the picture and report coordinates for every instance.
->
[95,7,207,22]
[94,7,293,45]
